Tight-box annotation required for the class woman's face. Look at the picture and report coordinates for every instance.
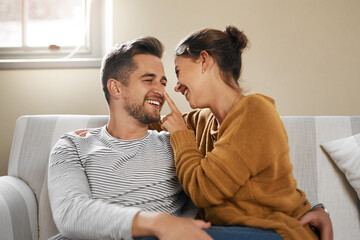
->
[174,56,208,109]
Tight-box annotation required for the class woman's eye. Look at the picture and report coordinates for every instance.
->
[161,82,167,86]
[144,79,152,83]
[175,70,179,76]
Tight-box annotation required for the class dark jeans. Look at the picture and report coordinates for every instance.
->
[134,226,283,240]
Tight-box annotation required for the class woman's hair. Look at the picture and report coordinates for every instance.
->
[175,25,248,90]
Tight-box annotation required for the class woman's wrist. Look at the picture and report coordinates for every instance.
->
[311,203,330,216]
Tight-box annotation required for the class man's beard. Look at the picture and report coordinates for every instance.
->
[124,99,160,125]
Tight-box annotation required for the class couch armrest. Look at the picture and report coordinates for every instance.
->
[0,176,38,240]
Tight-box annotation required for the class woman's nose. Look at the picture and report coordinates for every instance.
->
[174,82,183,92]
[174,82,187,95]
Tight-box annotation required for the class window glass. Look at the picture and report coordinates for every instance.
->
[0,0,22,47]
[0,0,106,69]
[27,0,85,47]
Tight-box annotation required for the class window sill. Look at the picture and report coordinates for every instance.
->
[0,58,101,70]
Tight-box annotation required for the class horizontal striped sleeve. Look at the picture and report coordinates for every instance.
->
[48,135,141,240]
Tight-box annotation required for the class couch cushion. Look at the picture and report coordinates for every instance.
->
[0,176,38,240]
[282,116,360,240]
[322,133,360,200]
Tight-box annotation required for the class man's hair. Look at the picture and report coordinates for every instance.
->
[100,36,164,104]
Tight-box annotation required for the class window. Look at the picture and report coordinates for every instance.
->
[0,0,109,69]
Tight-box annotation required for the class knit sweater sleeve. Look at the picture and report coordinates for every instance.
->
[48,134,141,240]
[182,109,203,131]
[170,96,292,208]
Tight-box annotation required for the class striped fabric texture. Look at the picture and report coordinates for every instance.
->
[0,115,359,240]
[48,126,187,239]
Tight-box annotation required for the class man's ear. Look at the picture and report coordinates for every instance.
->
[107,78,122,99]
[199,50,213,72]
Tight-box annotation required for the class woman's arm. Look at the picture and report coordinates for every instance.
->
[169,129,253,207]
[161,93,261,207]
[149,111,201,133]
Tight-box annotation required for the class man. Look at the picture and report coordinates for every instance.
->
[48,37,212,240]
[48,36,332,240]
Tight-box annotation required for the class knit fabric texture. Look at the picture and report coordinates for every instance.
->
[169,94,318,240]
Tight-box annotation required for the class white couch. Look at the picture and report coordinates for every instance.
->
[0,115,359,240]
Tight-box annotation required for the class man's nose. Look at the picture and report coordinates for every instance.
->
[152,82,165,97]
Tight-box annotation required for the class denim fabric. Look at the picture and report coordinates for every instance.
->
[206,226,282,240]
[134,226,282,240]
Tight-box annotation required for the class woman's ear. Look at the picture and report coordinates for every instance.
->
[107,78,122,99]
[199,50,213,73]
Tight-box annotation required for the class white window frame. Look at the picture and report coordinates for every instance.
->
[0,0,111,69]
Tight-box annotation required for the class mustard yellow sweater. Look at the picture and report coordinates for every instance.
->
[165,94,317,240]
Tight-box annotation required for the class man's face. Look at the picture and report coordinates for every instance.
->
[122,54,167,124]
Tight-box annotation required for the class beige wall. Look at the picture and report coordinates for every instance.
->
[1,0,359,175]
[0,69,108,175]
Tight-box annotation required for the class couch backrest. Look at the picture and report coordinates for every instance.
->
[8,115,360,240]
[282,116,360,240]
[8,115,109,240]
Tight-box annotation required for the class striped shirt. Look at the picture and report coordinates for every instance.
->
[48,126,188,240]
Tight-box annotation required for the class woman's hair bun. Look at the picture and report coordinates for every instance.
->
[225,25,248,52]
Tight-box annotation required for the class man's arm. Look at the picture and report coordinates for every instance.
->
[48,135,141,239]
[49,134,213,240]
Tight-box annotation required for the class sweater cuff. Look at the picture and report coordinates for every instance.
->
[306,196,319,210]
[306,196,329,215]
[170,129,197,151]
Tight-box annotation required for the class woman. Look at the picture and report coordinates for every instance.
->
[160,26,332,240]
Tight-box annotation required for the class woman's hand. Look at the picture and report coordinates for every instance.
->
[161,91,188,133]
[299,207,333,240]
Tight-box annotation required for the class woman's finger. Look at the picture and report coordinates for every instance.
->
[164,91,181,114]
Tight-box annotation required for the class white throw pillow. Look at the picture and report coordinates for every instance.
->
[322,133,360,200]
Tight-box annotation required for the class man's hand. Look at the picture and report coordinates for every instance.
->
[155,213,212,240]
[161,91,188,133]
[132,212,213,240]
[299,207,333,240]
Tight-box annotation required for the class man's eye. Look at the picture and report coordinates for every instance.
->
[175,70,179,76]
[144,79,152,83]
[161,82,167,86]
